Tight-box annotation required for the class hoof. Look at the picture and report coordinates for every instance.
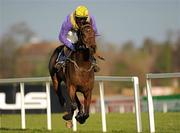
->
[83,113,89,120]
[78,119,86,124]
[66,121,73,128]
[71,102,78,110]
[75,111,83,121]
[75,112,89,124]
[75,115,86,124]
[63,112,73,121]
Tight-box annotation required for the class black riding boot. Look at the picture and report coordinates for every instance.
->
[92,56,100,72]
[55,47,73,71]
[54,50,66,71]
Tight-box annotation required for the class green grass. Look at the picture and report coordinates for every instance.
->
[0,112,180,133]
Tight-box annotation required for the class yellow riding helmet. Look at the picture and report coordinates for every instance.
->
[75,5,89,18]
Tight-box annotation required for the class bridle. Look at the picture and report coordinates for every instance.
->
[67,23,96,72]
[78,24,96,50]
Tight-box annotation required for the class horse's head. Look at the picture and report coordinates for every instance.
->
[77,23,96,54]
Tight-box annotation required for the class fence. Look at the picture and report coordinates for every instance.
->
[0,76,142,133]
[73,76,142,133]
[146,72,180,133]
[0,77,52,130]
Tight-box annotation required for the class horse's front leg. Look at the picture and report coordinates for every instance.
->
[63,84,77,121]
[75,93,83,113]
[82,90,92,122]
[74,93,85,124]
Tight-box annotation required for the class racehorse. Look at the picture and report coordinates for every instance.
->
[49,23,97,127]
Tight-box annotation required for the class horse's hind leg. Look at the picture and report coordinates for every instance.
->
[50,71,65,106]
[49,46,66,106]
[57,81,66,106]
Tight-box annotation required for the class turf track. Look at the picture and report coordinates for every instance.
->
[0,112,180,133]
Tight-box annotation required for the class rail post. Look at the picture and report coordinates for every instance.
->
[133,77,142,133]
[20,82,26,129]
[46,81,52,130]
[99,81,107,132]
[146,78,155,133]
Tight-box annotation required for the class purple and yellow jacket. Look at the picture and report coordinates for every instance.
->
[59,13,98,50]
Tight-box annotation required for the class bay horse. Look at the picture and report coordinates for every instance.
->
[49,23,97,127]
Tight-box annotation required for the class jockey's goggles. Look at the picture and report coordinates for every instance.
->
[75,17,88,22]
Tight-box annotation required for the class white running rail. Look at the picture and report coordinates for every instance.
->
[0,77,52,130]
[0,76,142,132]
[146,72,180,133]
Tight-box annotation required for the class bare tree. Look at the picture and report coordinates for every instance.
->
[9,22,36,44]
[0,22,35,78]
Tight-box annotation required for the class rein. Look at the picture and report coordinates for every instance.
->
[67,58,95,72]
[66,23,96,73]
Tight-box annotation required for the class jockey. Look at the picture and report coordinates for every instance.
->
[55,5,100,72]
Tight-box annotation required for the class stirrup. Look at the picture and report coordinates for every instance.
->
[54,61,65,70]
[92,62,100,72]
